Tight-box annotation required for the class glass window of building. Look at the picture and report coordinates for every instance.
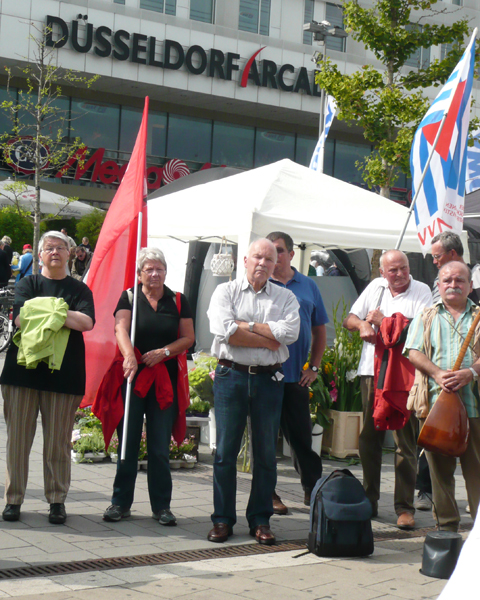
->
[325,4,346,52]
[114,0,125,4]
[295,134,317,167]
[167,114,212,164]
[212,121,254,169]
[191,0,214,23]
[303,0,315,45]
[70,99,120,150]
[120,107,167,158]
[140,0,176,15]
[440,42,453,61]
[16,94,70,143]
[0,86,15,139]
[332,140,371,185]
[254,129,295,167]
[405,24,430,69]
[239,0,270,36]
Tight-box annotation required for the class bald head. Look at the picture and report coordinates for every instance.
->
[379,250,410,295]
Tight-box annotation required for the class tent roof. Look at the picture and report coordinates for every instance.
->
[148,159,422,252]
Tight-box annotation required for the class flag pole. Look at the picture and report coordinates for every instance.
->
[120,211,143,463]
[395,112,449,251]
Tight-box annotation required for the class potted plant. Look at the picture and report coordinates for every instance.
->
[72,408,107,463]
[169,435,196,469]
[108,433,119,462]
[186,397,211,417]
[138,431,148,470]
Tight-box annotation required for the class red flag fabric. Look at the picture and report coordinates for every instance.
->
[81,97,149,407]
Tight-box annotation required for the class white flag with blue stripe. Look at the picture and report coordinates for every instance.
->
[466,129,480,194]
[310,95,337,172]
[410,29,477,255]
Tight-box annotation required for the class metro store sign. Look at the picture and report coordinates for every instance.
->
[46,15,322,97]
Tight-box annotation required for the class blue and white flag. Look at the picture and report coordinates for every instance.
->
[410,29,477,255]
[310,95,337,172]
[466,129,480,194]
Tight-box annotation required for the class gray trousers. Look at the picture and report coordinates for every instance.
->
[423,417,480,532]
[359,376,417,515]
[3,385,82,505]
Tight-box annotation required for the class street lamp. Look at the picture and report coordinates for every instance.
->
[303,20,348,173]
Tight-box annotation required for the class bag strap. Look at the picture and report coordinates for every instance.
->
[19,254,33,278]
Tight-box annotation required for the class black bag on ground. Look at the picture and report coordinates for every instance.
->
[308,468,374,557]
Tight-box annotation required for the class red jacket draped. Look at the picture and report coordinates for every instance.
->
[373,312,414,431]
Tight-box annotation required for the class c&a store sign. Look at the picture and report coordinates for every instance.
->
[46,15,321,97]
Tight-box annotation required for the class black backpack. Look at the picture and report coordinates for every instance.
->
[308,469,374,557]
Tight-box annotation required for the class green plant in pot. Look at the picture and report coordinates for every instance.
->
[186,397,211,417]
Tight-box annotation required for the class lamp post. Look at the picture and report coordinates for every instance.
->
[303,20,348,173]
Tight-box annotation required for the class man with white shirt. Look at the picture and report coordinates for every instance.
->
[207,239,300,546]
[343,250,432,530]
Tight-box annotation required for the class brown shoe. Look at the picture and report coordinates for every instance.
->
[250,524,276,545]
[207,523,232,543]
[272,492,288,515]
[397,512,415,530]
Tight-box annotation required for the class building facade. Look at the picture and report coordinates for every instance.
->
[0,0,479,207]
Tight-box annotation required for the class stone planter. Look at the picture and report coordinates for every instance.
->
[71,450,106,463]
[321,409,363,459]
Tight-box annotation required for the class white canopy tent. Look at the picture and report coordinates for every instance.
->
[148,159,440,266]
[0,179,98,218]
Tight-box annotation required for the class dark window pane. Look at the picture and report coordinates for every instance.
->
[295,134,317,167]
[0,85,16,140]
[120,107,167,157]
[17,94,70,142]
[167,114,212,163]
[114,0,125,4]
[303,0,314,45]
[165,0,176,15]
[239,0,259,34]
[333,140,370,185]
[259,0,270,36]
[70,98,120,150]
[405,24,430,69]
[191,0,214,23]
[326,3,346,52]
[212,122,254,168]
[140,0,164,12]
[324,138,334,176]
[254,129,295,167]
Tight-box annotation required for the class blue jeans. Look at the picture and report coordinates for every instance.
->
[112,381,177,513]
[212,364,284,529]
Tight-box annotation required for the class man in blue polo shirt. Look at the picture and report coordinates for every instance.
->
[267,232,328,514]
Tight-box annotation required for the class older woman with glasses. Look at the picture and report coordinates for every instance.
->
[101,248,195,526]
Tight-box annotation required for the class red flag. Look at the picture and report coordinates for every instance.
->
[82,97,149,407]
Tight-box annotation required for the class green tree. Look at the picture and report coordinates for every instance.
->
[315,0,479,199]
[75,209,106,249]
[0,23,98,273]
[0,207,34,253]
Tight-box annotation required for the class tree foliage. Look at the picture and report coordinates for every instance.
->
[0,22,98,273]
[0,207,35,253]
[75,209,106,249]
[315,0,480,198]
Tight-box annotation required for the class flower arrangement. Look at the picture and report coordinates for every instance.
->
[309,300,363,426]
[108,433,119,456]
[72,428,106,462]
[107,431,148,461]
[169,435,196,460]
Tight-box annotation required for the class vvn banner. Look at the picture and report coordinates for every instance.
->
[81,97,149,407]
[410,29,477,255]
[310,95,337,172]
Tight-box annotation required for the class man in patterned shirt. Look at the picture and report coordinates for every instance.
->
[405,261,480,532]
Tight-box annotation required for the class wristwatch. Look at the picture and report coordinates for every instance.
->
[164,348,171,357]
[309,365,319,373]
[249,322,255,332]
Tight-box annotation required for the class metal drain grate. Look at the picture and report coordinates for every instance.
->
[0,522,472,581]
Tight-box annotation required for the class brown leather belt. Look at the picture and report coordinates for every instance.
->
[218,359,281,375]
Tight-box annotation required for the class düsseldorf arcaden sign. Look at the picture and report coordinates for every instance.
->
[46,15,322,97]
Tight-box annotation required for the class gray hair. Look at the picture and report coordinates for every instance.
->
[431,231,464,256]
[39,231,70,252]
[137,247,167,274]
[1,236,11,245]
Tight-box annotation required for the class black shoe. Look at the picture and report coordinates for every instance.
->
[153,509,177,526]
[103,504,131,522]
[2,504,20,522]
[49,503,67,525]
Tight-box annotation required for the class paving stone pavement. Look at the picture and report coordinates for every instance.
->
[0,355,473,600]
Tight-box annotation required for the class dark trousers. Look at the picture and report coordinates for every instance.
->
[212,364,284,529]
[280,382,323,492]
[112,382,177,513]
[359,376,417,515]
